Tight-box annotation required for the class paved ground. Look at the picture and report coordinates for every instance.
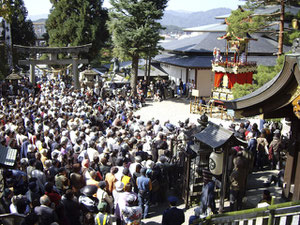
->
[135,97,240,129]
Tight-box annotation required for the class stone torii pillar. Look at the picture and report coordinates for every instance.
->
[72,54,80,89]
[14,44,92,89]
[29,54,36,84]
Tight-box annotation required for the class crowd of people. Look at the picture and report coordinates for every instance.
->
[0,78,190,225]
[136,78,196,102]
[0,77,287,225]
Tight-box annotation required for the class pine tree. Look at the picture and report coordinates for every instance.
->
[46,0,109,60]
[226,8,265,38]
[107,0,168,96]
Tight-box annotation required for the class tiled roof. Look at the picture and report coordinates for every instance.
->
[183,23,227,33]
[193,122,234,149]
[154,53,278,67]
[160,32,291,54]
[253,5,300,16]
[154,54,213,68]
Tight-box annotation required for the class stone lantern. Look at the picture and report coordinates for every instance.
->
[81,65,100,88]
[5,69,22,95]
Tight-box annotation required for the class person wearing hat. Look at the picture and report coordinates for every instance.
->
[113,181,125,225]
[269,132,283,170]
[162,196,185,225]
[136,167,152,219]
[121,194,142,225]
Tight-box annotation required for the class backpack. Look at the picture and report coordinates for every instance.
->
[97,191,108,212]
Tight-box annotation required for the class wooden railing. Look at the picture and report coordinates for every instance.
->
[192,200,300,225]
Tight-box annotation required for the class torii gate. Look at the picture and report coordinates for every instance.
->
[14,44,92,89]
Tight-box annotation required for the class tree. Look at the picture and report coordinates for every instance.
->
[241,0,300,55]
[232,54,285,99]
[226,7,265,38]
[46,0,109,60]
[10,0,36,47]
[107,0,168,96]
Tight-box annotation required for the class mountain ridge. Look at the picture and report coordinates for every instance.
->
[29,8,232,29]
[160,8,232,28]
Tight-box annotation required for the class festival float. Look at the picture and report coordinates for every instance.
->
[211,33,257,102]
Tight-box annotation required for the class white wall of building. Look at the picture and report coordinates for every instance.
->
[197,69,214,97]
[160,64,214,97]
[161,63,187,85]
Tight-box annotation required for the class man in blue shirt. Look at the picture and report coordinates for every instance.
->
[136,168,152,219]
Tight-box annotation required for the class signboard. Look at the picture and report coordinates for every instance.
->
[192,89,200,97]
[227,109,235,117]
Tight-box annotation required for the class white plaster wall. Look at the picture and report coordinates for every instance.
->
[188,69,195,82]
[196,69,214,97]
[161,64,187,85]
[160,64,213,96]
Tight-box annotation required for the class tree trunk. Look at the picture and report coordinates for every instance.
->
[278,0,284,56]
[131,53,139,96]
[147,56,151,86]
[144,57,148,81]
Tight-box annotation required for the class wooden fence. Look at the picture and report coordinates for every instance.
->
[193,200,300,225]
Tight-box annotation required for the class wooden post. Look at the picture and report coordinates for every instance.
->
[283,118,299,199]
[219,146,229,213]
[267,197,276,225]
[185,154,191,209]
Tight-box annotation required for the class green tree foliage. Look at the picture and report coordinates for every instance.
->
[226,8,265,38]
[242,1,300,45]
[10,0,36,47]
[46,0,109,60]
[284,10,300,45]
[0,0,13,20]
[107,0,168,95]
[232,54,285,99]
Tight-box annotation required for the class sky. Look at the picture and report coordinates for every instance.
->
[24,0,243,16]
